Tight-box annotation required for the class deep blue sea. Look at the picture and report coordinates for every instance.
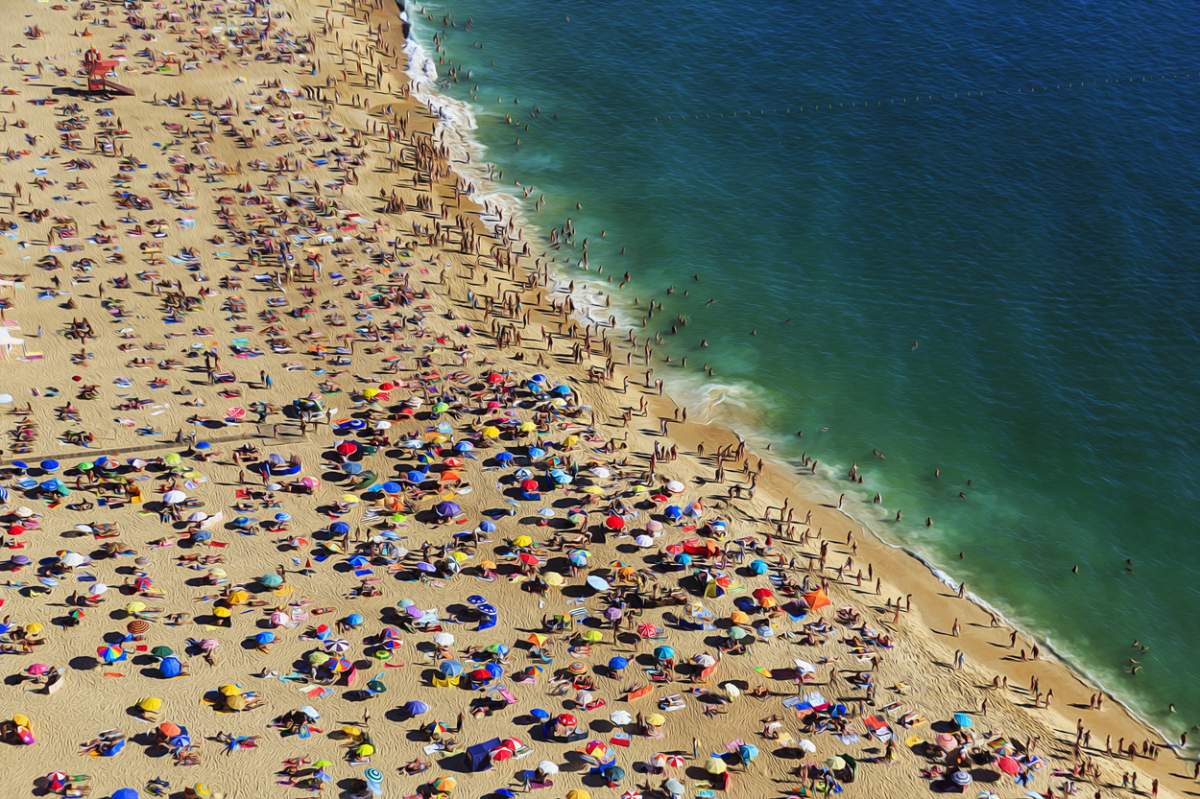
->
[407,0,1200,734]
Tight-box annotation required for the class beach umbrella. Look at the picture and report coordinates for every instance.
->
[98,644,126,664]
[40,459,60,472]
[111,789,139,799]
[163,490,187,505]
[664,779,685,797]
[585,575,610,592]
[603,764,626,783]
[705,756,727,775]
[728,626,749,640]
[324,638,351,654]
[738,743,760,764]
[953,712,973,729]
[565,791,590,799]
[825,756,846,770]
[653,645,675,660]
[604,514,625,531]
[439,660,463,677]
[645,713,667,728]
[952,770,973,786]
[797,738,817,754]
[60,551,86,568]
[137,697,162,713]
[434,501,461,518]
[609,710,633,725]
[259,572,284,588]
[404,700,430,716]
[255,632,276,646]
[433,776,456,792]
[127,619,151,635]
[608,656,629,672]
[537,760,560,776]
[996,755,1021,775]
[935,732,957,750]
[434,631,455,647]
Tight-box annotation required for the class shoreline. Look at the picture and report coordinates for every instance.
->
[397,0,1194,784]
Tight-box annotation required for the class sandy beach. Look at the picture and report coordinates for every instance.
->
[0,1,1193,798]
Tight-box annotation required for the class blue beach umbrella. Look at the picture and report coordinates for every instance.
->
[41,459,60,472]
[749,559,769,575]
[403,700,430,716]
[159,656,182,678]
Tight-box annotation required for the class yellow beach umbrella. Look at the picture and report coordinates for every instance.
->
[138,697,163,713]
[513,535,533,548]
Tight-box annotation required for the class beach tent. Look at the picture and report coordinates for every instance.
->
[802,587,831,612]
[466,738,502,771]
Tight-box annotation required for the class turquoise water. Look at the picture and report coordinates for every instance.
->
[407,1,1200,734]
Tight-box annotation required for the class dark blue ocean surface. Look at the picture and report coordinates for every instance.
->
[408,0,1200,732]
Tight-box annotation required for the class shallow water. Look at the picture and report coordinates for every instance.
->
[408,0,1200,734]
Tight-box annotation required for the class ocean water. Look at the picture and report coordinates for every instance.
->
[406,1,1200,734]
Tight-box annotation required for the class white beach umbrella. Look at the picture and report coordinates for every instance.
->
[433,632,455,647]
[163,490,187,505]
[60,551,86,568]
[610,710,633,725]
[797,739,817,753]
